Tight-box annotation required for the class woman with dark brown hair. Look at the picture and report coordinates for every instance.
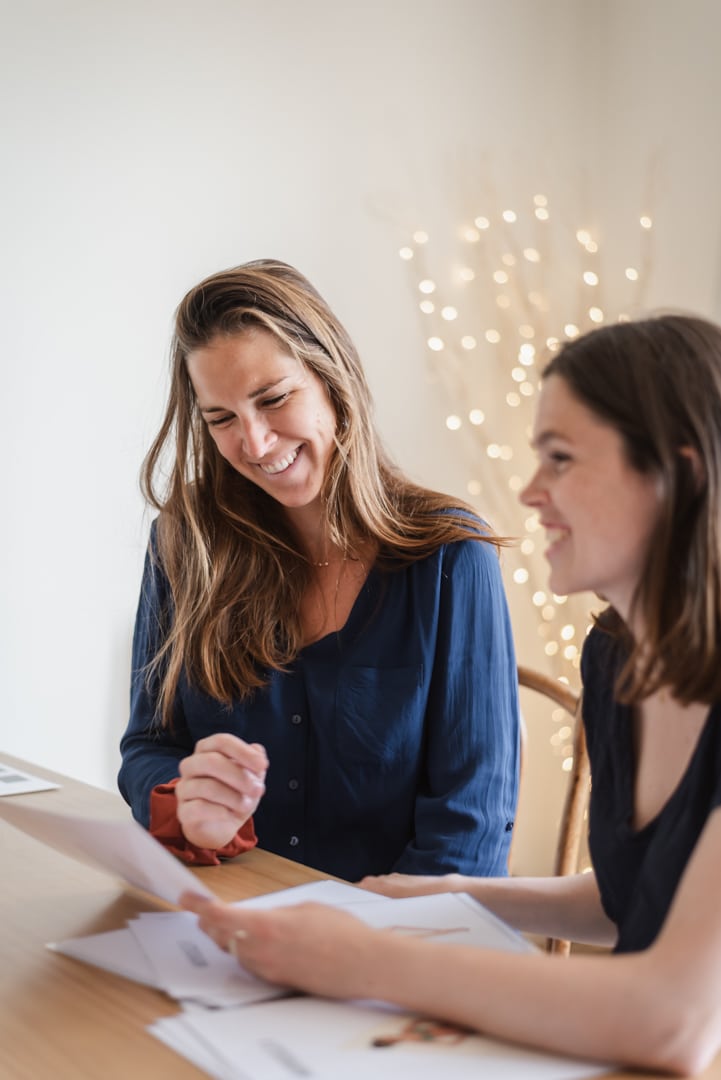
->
[118,259,520,882]
[184,313,721,1075]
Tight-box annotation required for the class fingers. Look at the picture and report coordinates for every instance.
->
[194,734,268,773]
[176,737,268,831]
[356,873,414,896]
[179,893,269,956]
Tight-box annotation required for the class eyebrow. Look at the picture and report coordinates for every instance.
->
[198,376,292,414]
[530,429,571,450]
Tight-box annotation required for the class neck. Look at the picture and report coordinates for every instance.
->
[282,503,339,567]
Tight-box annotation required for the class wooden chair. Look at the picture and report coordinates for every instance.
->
[517,666,591,956]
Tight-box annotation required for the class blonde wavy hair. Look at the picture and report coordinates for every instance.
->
[143,260,503,726]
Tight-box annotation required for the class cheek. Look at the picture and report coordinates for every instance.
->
[209,430,239,465]
[314,402,338,443]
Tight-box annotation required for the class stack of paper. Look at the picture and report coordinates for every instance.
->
[49,880,379,1007]
[151,996,610,1080]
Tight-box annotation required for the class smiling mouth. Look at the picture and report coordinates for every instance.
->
[545,526,570,549]
[259,447,300,475]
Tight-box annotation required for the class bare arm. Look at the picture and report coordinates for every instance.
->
[359,869,617,947]
[182,808,721,1076]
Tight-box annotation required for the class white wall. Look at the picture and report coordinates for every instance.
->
[2,0,721,873]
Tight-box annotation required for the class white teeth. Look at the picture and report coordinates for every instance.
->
[546,527,569,544]
[259,448,299,475]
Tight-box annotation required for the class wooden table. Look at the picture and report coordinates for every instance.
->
[1,754,720,1080]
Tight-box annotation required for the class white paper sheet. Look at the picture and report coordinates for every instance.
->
[349,892,537,953]
[0,798,215,905]
[48,928,158,988]
[150,1006,240,1080]
[129,911,287,1007]
[0,761,59,796]
[159,996,611,1080]
[235,878,379,910]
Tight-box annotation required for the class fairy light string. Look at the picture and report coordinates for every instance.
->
[399,195,654,773]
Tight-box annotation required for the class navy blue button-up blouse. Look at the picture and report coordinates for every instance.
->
[118,530,520,881]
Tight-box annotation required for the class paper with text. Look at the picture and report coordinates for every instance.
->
[0,761,59,796]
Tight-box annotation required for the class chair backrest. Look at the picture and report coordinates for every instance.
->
[516,666,591,956]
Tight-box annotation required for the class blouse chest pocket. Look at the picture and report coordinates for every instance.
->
[332,665,426,767]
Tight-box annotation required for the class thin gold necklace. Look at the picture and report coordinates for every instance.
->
[310,554,360,568]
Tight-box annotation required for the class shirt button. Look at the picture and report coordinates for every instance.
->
[291,714,303,725]
[289,835,299,847]
[288,779,299,791]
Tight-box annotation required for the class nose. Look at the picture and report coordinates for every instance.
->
[519,466,546,508]
[239,415,277,460]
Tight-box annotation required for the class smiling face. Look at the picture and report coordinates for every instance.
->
[521,374,663,621]
[186,329,338,526]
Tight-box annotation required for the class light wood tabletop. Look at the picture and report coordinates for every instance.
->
[1,753,720,1080]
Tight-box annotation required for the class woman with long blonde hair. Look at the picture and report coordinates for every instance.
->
[119,259,520,881]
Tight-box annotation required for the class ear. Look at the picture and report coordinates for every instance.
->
[678,446,706,491]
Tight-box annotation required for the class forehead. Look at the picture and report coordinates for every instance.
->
[532,374,612,445]
[186,330,303,394]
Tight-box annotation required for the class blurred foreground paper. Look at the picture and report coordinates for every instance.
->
[151,996,611,1080]
[0,798,215,905]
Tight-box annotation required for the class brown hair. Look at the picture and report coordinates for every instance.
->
[143,259,502,724]
[543,314,721,704]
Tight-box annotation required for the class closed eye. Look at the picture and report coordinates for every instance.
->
[261,392,290,409]
[207,414,234,428]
